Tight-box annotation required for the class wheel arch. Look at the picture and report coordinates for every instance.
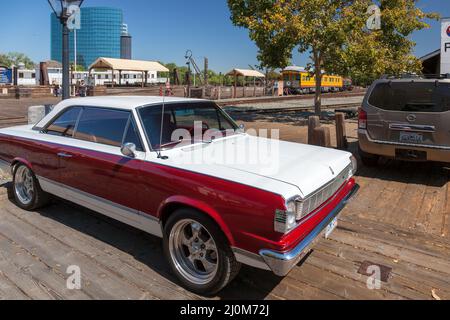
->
[158,196,235,246]
[11,157,33,174]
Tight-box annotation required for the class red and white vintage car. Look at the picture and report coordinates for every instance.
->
[0,97,358,295]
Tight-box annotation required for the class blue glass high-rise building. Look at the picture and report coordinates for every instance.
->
[51,7,124,69]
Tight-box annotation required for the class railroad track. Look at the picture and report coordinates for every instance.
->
[225,102,361,114]
[0,117,28,128]
[217,91,365,106]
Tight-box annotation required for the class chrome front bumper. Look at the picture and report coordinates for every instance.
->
[259,184,359,276]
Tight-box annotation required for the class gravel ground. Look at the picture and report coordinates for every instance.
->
[226,95,364,110]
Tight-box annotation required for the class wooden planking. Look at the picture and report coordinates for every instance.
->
[3,200,203,300]
[328,223,450,276]
[0,205,153,300]
[0,233,93,300]
[444,182,450,239]
[315,238,450,300]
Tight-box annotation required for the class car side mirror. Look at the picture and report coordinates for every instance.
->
[121,143,137,158]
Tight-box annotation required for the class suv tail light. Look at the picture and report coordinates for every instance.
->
[358,108,367,130]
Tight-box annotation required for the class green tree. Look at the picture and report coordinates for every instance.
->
[0,52,35,69]
[228,0,437,115]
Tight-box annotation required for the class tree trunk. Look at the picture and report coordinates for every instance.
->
[313,51,322,117]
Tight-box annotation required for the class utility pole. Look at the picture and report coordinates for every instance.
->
[204,57,209,86]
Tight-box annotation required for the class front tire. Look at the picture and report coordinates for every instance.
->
[12,164,49,211]
[163,208,241,296]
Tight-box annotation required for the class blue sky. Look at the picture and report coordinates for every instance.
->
[0,0,449,72]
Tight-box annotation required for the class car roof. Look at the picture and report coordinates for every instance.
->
[33,96,208,130]
[54,96,207,110]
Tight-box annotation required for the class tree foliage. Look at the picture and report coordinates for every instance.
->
[0,52,35,69]
[228,0,438,114]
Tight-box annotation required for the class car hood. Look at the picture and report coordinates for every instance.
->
[163,134,353,198]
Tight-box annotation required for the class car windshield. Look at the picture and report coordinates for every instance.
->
[138,102,239,150]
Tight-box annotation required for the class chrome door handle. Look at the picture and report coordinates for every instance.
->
[57,152,73,158]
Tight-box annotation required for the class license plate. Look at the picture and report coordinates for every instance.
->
[399,131,423,144]
[325,217,338,239]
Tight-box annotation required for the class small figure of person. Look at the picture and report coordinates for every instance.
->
[79,80,87,97]
[53,82,60,97]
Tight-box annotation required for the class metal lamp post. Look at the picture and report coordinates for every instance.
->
[48,0,84,100]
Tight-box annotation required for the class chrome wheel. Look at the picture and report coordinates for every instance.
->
[169,219,219,285]
[14,166,34,206]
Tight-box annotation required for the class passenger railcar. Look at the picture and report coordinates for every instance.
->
[282,66,344,95]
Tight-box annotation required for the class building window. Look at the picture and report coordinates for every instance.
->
[19,73,24,78]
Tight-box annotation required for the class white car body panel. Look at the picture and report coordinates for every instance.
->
[1,97,354,202]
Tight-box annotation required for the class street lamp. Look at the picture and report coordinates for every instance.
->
[48,0,84,100]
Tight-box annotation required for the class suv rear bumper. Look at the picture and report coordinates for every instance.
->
[359,129,450,162]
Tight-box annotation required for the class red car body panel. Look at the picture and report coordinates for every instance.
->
[0,133,355,255]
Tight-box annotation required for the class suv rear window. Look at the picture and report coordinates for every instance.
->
[368,82,450,113]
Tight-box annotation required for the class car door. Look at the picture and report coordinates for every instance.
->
[56,106,146,212]
[38,106,84,184]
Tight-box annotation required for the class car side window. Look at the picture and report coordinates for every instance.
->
[46,107,82,137]
[123,116,144,151]
[74,107,130,147]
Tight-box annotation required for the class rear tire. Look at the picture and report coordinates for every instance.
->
[358,146,380,167]
[12,164,50,211]
[163,208,241,296]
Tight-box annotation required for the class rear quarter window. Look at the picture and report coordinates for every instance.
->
[368,82,450,113]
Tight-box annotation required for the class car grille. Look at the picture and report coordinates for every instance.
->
[296,165,352,220]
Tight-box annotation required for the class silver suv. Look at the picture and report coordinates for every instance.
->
[358,77,450,166]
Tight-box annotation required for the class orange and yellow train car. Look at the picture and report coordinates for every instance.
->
[282,66,344,94]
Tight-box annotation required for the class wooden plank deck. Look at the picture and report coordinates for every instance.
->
[0,121,449,300]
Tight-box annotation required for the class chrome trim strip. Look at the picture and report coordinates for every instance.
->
[37,176,163,238]
[259,184,359,276]
[232,247,271,271]
[389,123,436,133]
[359,129,450,150]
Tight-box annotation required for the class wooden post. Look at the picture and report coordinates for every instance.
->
[253,76,256,97]
[335,112,348,149]
[141,71,144,88]
[204,58,209,86]
[313,127,331,147]
[308,116,320,145]
[119,70,122,86]
[145,71,148,87]
[243,77,246,97]
[111,69,114,87]
[234,73,237,98]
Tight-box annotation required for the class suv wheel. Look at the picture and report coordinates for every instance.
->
[13,164,50,210]
[163,208,241,296]
[358,146,380,167]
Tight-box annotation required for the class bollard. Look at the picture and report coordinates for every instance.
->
[28,105,46,125]
[335,112,348,149]
[313,127,331,148]
[308,116,321,145]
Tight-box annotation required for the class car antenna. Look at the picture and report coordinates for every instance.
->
[157,89,169,160]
